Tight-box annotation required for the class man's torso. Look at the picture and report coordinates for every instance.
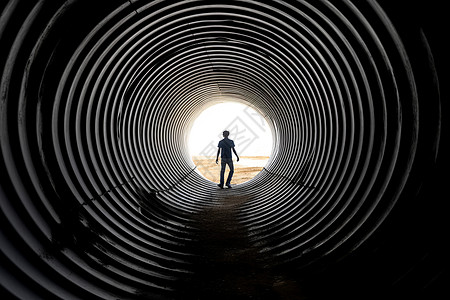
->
[218,138,235,158]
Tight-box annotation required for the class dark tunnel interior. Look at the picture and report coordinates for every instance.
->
[1,0,449,299]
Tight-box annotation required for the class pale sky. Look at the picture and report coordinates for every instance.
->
[188,102,273,156]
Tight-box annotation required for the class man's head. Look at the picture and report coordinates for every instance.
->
[223,130,230,138]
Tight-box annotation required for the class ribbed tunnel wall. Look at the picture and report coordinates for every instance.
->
[1,0,448,299]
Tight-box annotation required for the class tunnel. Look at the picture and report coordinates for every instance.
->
[1,0,449,299]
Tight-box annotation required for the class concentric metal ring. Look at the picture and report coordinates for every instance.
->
[0,0,444,298]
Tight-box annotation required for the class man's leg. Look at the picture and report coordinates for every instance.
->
[219,160,226,187]
[225,160,234,186]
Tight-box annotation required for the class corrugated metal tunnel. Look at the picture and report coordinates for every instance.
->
[1,0,448,299]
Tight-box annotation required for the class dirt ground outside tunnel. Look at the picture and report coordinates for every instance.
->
[192,156,270,185]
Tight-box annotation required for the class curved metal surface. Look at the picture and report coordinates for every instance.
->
[1,0,447,298]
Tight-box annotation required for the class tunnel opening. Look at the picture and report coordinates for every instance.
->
[188,100,273,185]
[0,0,448,299]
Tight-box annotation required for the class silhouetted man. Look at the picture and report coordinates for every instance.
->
[216,130,239,188]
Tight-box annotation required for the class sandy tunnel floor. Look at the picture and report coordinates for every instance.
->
[176,194,305,299]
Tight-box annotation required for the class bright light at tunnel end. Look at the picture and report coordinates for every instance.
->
[188,101,273,157]
[188,101,273,183]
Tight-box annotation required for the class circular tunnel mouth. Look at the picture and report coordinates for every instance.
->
[188,99,273,185]
[0,0,444,299]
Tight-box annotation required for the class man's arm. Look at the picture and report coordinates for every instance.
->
[232,147,239,162]
[216,148,220,164]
